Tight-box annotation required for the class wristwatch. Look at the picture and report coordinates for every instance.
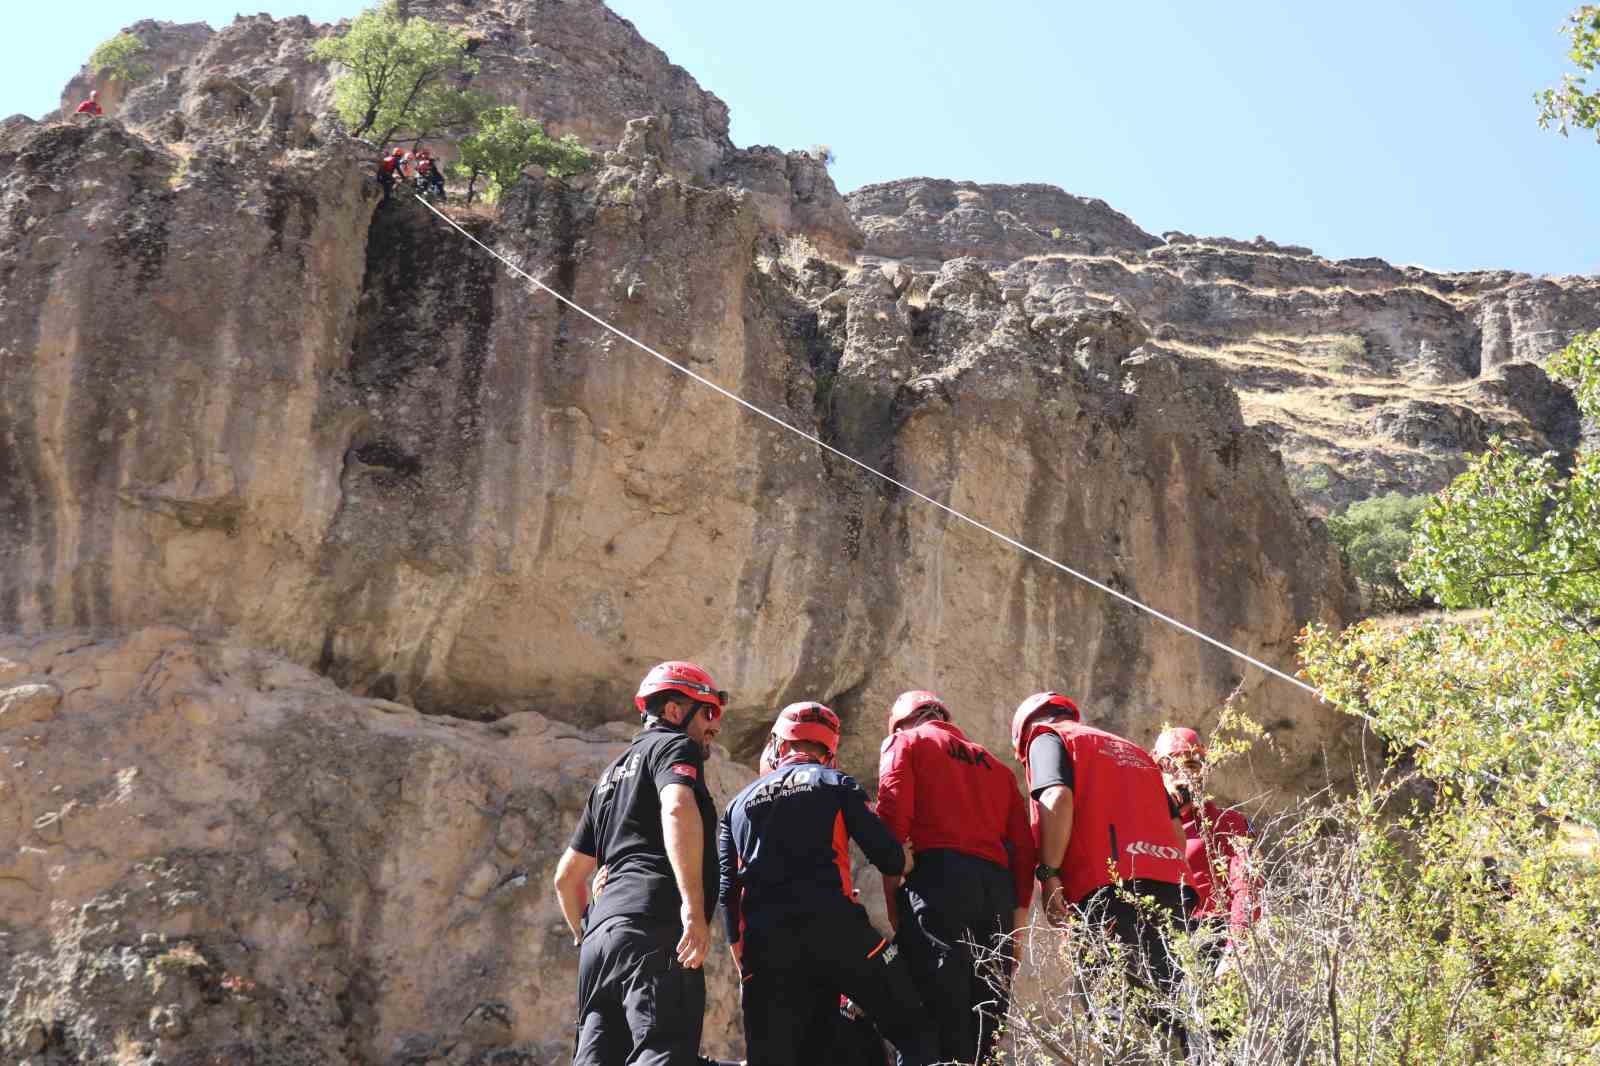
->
[1034,863,1062,881]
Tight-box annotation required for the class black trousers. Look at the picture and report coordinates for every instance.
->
[896,849,1016,1064]
[574,918,706,1066]
[741,906,936,1066]
[1076,880,1194,1048]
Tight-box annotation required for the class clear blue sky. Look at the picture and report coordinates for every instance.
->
[7,1,1597,275]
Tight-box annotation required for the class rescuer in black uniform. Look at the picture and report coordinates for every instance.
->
[719,702,938,1066]
[553,661,727,1066]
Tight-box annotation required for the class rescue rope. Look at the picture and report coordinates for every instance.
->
[408,192,1321,697]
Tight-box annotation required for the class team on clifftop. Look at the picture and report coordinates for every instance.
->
[552,661,1255,1066]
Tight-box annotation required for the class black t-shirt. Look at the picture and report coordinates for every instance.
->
[571,723,718,931]
[1027,732,1179,818]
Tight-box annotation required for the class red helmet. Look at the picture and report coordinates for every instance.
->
[1011,691,1081,761]
[887,690,949,733]
[90,90,99,100]
[772,701,841,760]
[634,661,726,720]
[1153,727,1205,763]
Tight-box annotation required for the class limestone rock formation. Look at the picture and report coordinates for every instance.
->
[51,0,862,259]
[851,180,1600,512]
[2,3,1369,1061]
[0,111,1351,790]
[0,627,753,1064]
[850,178,1161,268]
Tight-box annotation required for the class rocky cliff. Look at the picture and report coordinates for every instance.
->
[0,627,753,1064]
[4,2,1368,1062]
[849,179,1600,512]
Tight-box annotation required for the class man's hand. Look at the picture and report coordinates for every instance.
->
[677,903,710,968]
[901,841,916,878]
[1041,877,1070,928]
[591,864,610,899]
[1009,906,1030,976]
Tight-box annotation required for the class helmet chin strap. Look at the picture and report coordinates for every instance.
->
[644,700,699,731]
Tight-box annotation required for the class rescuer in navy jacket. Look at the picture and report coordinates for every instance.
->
[719,702,937,1066]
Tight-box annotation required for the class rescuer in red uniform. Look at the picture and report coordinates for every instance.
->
[1153,726,1257,961]
[1012,692,1194,1041]
[877,689,1036,1065]
[74,90,103,117]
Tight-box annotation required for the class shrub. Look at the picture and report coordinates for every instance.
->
[312,2,484,146]
[1328,333,1367,372]
[448,106,594,204]
[88,33,150,86]
[1289,465,1331,495]
[1326,492,1430,610]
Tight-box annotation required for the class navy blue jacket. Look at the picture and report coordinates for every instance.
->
[718,757,906,944]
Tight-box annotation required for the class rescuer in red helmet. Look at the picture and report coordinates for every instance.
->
[875,689,1036,1065]
[553,660,727,1066]
[1012,692,1194,1044]
[1153,726,1257,960]
[719,701,937,1066]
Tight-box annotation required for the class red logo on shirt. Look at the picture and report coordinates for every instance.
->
[670,762,698,780]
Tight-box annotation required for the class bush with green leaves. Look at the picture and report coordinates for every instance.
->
[998,335,1600,1063]
[88,33,150,86]
[1538,5,1600,139]
[1326,492,1431,611]
[447,106,594,204]
[312,2,484,147]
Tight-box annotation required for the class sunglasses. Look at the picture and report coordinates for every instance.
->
[671,679,728,723]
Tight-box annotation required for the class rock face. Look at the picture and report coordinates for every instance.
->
[2,2,1367,1060]
[851,180,1600,512]
[0,111,1351,784]
[849,178,1161,267]
[49,0,862,260]
[0,627,753,1064]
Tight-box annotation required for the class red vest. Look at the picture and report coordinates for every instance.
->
[1027,720,1187,904]
[1181,800,1254,925]
[877,720,1037,906]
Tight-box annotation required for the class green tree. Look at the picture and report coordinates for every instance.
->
[1326,492,1431,610]
[448,106,594,204]
[1538,5,1600,138]
[311,2,482,147]
[88,33,151,86]
[1296,331,1600,1060]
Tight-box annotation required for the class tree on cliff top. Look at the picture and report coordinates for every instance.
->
[313,2,483,147]
[1538,5,1600,138]
[448,106,595,204]
[88,33,151,87]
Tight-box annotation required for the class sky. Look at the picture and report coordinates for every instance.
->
[5,0,1598,276]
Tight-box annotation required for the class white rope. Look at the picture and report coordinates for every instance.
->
[409,191,1321,697]
[410,191,1600,827]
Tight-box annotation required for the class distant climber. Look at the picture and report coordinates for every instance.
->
[413,146,446,201]
[74,91,103,117]
[378,146,408,204]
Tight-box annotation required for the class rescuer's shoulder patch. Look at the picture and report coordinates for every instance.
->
[669,762,699,780]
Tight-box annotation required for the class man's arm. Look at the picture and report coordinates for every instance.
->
[553,847,599,945]
[1004,772,1039,911]
[717,808,744,969]
[661,783,710,969]
[1035,785,1074,926]
[875,740,915,930]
